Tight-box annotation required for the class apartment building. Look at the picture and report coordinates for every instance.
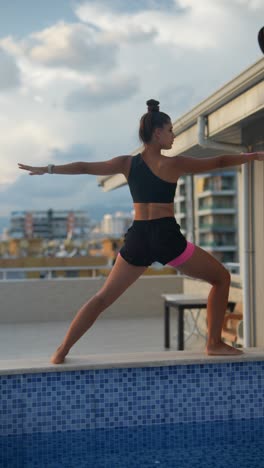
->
[9,209,91,240]
[175,171,238,263]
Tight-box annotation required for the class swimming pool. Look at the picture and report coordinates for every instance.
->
[0,351,264,467]
[1,418,264,467]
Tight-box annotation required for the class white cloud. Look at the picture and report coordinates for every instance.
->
[76,0,264,50]
[0,120,67,186]
[0,36,24,57]
[0,22,118,73]
[75,2,158,43]
[76,1,220,49]
[33,95,44,103]
[65,74,140,111]
[0,47,21,90]
[29,22,118,71]
[208,0,264,9]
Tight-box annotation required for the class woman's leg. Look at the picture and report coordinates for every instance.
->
[50,253,148,364]
[170,244,243,355]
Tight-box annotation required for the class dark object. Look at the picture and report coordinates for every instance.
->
[258,27,264,54]
[163,294,236,350]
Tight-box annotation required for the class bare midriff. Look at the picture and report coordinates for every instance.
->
[133,202,175,220]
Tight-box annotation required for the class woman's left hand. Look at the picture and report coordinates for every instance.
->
[242,152,264,161]
[18,163,46,175]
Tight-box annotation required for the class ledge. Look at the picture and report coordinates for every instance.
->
[0,347,263,375]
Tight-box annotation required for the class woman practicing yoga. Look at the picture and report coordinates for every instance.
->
[18,99,264,364]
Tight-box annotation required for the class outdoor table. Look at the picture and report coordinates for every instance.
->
[162,293,236,350]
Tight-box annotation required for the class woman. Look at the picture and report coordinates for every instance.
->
[18,99,264,363]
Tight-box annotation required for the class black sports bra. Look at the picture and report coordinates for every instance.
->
[127,153,177,203]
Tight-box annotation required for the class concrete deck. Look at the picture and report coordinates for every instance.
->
[0,315,262,376]
[0,315,208,374]
[0,315,207,357]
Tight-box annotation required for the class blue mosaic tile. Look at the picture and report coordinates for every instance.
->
[231,361,264,420]
[0,375,23,436]
[93,367,167,429]
[1,361,264,436]
[163,363,232,424]
[21,371,95,435]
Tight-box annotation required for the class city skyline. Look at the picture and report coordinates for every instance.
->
[0,204,134,238]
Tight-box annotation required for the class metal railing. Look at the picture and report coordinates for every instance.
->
[0,261,240,280]
[224,262,240,274]
[0,265,111,280]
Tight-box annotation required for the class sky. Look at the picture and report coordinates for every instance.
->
[0,0,263,228]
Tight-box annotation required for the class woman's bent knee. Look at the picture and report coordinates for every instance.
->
[212,268,231,286]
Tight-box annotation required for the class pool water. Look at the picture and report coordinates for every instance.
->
[1,418,264,468]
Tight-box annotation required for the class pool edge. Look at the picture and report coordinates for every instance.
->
[0,347,264,375]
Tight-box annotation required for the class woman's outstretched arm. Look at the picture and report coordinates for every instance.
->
[18,155,129,176]
[172,152,264,176]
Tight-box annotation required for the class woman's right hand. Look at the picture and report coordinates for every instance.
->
[18,163,47,175]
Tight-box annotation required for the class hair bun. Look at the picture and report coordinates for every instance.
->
[146,99,160,112]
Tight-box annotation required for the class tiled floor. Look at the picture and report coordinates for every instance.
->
[0,315,207,360]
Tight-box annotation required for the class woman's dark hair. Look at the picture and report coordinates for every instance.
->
[139,99,171,144]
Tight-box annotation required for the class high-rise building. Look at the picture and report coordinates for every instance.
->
[9,209,91,240]
[101,212,133,237]
[175,170,238,263]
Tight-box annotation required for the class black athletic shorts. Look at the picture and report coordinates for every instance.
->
[119,216,188,267]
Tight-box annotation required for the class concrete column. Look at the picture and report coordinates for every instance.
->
[241,117,264,346]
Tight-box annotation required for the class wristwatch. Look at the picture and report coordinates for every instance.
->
[48,164,55,174]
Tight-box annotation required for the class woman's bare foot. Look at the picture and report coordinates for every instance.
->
[50,344,69,364]
[206,341,244,356]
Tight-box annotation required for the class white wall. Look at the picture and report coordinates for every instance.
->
[0,276,184,323]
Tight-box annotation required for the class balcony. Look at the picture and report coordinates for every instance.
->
[197,188,236,197]
[199,223,236,232]
[199,241,237,251]
[198,204,236,215]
